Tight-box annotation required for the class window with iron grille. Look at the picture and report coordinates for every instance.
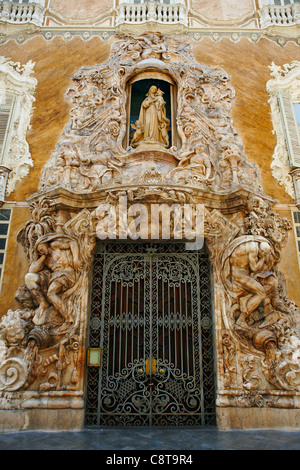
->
[278,94,300,169]
[0,93,15,166]
[0,208,11,292]
[293,210,300,270]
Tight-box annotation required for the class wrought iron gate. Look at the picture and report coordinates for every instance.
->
[85,243,216,426]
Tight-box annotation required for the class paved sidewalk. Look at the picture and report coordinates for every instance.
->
[0,427,299,450]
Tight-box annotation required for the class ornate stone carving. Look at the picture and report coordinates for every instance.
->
[168,144,213,184]
[0,57,37,195]
[0,203,95,395]
[1,34,300,421]
[39,33,262,198]
[217,195,300,392]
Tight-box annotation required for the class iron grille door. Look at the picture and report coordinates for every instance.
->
[85,243,216,426]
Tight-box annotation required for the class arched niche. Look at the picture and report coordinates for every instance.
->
[125,71,179,150]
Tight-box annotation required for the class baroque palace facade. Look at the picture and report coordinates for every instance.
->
[0,0,299,431]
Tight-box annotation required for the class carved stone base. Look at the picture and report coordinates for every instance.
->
[0,408,84,432]
[217,407,300,431]
[121,149,177,181]
[0,390,84,431]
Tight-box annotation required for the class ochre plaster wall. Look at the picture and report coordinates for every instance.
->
[0,35,299,315]
[190,0,256,22]
[46,0,256,23]
[47,0,113,21]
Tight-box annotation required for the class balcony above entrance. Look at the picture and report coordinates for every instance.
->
[258,0,300,38]
[0,0,45,35]
[115,0,189,34]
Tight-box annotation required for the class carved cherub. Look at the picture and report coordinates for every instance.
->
[169,145,213,182]
[140,34,166,61]
[130,120,143,147]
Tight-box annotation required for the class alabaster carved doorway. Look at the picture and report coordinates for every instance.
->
[85,242,216,426]
[2,34,300,433]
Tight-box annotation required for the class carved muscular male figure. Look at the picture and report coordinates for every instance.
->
[25,234,80,327]
[223,236,277,328]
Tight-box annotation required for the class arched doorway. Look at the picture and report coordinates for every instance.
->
[85,242,216,426]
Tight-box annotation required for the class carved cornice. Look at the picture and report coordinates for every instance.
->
[0,26,299,47]
[27,185,272,215]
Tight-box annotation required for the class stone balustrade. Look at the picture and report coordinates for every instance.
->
[0,0,44,26]
[259,3,300,29]
[116,2,188,27]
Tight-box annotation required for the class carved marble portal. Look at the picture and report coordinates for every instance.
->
[1,33,300,426]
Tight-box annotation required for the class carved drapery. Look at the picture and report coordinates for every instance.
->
[1,34,300,415]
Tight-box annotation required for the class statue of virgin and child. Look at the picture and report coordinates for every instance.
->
[130,85,170,149]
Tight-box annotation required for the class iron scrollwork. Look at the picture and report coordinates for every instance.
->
[85,242,215,426]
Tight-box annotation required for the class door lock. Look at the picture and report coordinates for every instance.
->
[145,358,157,375]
